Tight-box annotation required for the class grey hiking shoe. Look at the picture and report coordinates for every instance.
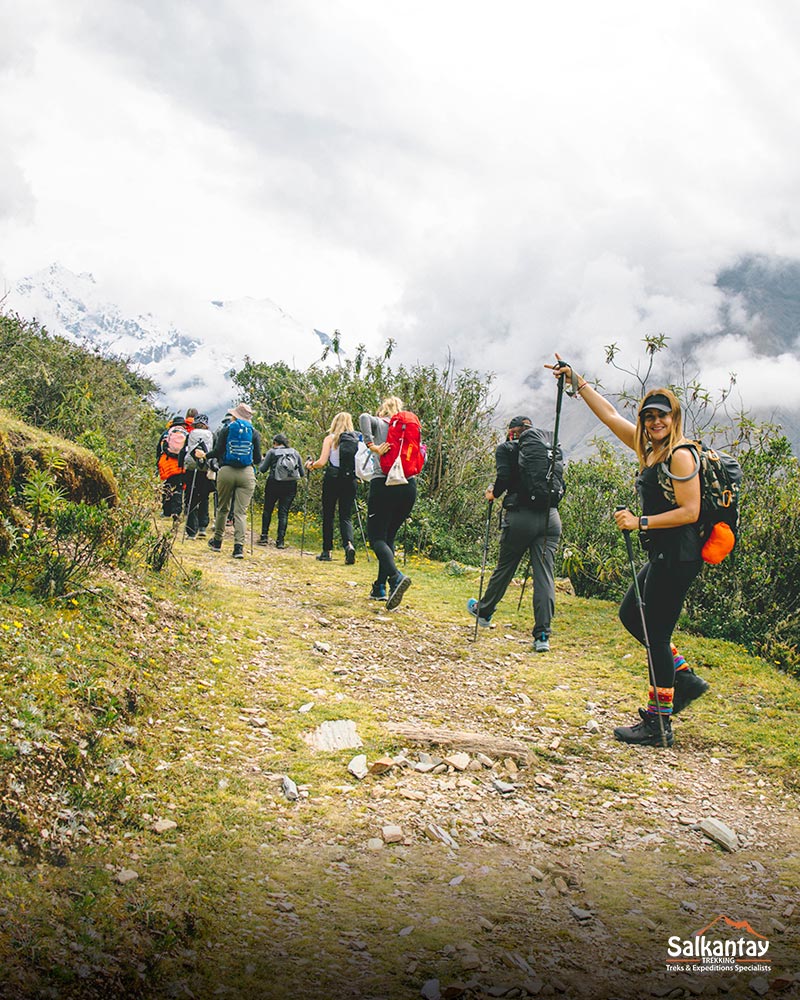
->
[467,598,492,628]
[208,538,222,551]
[232,543,244,559]
[386,573,411,611]
[533,632,550,653]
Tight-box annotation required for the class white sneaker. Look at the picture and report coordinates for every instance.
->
[534,633,550,653]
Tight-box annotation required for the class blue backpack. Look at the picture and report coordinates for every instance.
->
[224,420,254,467]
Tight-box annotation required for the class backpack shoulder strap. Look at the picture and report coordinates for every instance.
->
[659,442,701,482]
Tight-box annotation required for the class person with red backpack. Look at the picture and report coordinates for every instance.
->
[358,396,423,610]
[156,417,189,517]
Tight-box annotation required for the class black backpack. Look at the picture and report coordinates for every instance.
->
[338,431,360,478]
[517,427,566,510]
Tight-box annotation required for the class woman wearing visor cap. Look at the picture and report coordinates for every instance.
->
[547,354,709,748]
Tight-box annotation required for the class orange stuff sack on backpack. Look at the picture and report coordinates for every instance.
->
[701,522,735,565]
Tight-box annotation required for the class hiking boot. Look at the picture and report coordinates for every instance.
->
[232,544,244,559]
[208,538,222,551]
[614,708,674,748]
[386,573,411,611]
[276,541,286,549]
[466,598,492,628]
[369,581,387,601]
[316,551,332,562]
[345,543,356,565]
[198,529,207,537]
[533,632,550,653]
[672,668,710,714]
[257,535,269,546]
[185,532,197,539]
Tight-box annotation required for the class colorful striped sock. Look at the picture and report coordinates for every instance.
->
[647,685,674,716]
[671,642,687,671]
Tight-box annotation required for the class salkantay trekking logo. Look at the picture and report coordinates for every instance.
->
[666,914,771,974]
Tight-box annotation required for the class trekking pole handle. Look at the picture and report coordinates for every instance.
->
[615,505,636,562]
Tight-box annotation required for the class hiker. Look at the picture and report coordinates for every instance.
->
[184,407,198,434]
[306,412,359,564]
[466,415,562,652]
[184,413,214,538]
[258,433,304,548]
[549,355,709,747]
[213,411,236,525]
[207,403,262,558]
[358,397,421,610]
[156,417,188,518]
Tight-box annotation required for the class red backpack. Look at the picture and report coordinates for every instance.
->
[379,411,425,477]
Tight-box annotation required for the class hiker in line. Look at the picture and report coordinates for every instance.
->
[213,410,236,525]
[184,407,198,434]
[466,416,562,652]
[358,396,417,610]
[156,417,188,518]
[207,403,262,558]
[549,355,709,747]
[306,412,359,564]
[184,413,214,538]
[258,433,304,548]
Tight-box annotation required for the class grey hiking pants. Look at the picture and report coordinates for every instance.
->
[213,464,256,546]
[477,505,561,638]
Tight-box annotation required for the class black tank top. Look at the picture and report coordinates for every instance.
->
[636,458,702,563]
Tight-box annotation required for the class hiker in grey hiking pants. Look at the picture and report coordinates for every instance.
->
[479,505,561,638]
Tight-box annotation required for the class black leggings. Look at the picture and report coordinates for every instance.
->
[619,557,702,688]
[321,471,356,551]
[261,479,297,541]
[367,477,417,585]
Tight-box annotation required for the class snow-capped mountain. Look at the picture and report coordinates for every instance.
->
[6,264,332,419]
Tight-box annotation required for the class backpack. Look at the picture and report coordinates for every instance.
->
[658,442,742,564]
[224,419,254,467]
[517,427,565,509]
[337,431,360,478]
[164,424,188,457]
[273,447,302,482]
[379,411,425,477]
[355,440,375,482]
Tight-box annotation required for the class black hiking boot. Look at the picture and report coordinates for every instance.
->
[316,551,332,562]
[386,573,411,611]
[369,581,387,601]
[208,538,222,551]
[672,669,710,715]
[276,540,286,549]
[614,708,673,748]
[345,542,356,565]
[257,535,269,546]
[232,543,244,559]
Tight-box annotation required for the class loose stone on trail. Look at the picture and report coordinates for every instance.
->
[303,719,363,751]
[152,818,177,834]
[699,817,739,851]
[424,824,460,849]
[115,869,138,884]
[347,754,368,780]
[382,824,404,844]
[280,775,299,801]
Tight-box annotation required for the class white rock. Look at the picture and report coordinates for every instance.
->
[443,752,470,771]
[152,818,177,834]
[313,641,331,654]
[115,869,138,884]
[699,817,739,851]
[347,754,369,780]
[302,719,363,751]
[586,719,601,733]
[382,824,404,844]
[298,702,314,713]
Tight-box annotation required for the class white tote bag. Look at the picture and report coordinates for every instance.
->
[385,432,408,486]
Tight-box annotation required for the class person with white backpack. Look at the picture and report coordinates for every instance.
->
[258,433,304,548]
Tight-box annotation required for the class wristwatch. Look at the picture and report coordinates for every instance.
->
[639,516,649,530]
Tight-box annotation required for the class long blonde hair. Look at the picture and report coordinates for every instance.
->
[634,387,686,469]
[377,396,403,418]
[328,411,354,447]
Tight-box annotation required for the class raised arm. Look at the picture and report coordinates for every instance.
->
[547,353,636,450]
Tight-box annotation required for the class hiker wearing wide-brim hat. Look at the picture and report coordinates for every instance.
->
[206,402,262,558]
[548,354,709,748]
[466,414,562,652]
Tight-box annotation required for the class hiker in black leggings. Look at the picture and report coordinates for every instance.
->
[306,412,357,563]
[359,396,415,610]
[549,355,708,747]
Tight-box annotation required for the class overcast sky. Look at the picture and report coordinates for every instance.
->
[3,0,800,413]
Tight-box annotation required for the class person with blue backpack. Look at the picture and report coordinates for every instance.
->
[207,403,262,558]
[258,433,304,548]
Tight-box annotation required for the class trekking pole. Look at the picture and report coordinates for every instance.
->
[616,505,668,750]
[250,494,254,555]
[518,368,566,614]
[354,493,370,563]
[300,458,312,556]
[182,467,198,542]
[473,498,494,643]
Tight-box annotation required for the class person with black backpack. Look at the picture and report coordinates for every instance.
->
[467,415,563,652]
[548,355,710,748]
[306,412,359,564]
[258,433,304,548]
[206,403,262,559]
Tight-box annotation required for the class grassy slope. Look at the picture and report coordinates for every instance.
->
[1,514,799,1000]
